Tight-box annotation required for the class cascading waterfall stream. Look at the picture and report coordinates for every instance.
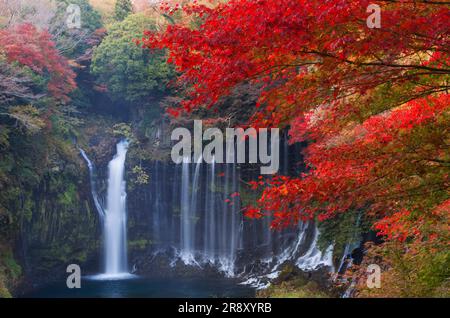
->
[80,140,132,280]
[296,226,334,272]
[79,135,336,286]
[164,134,336,282]
[103,140,130,277]
[79,148,104,218]
[203,155,216,262]
[180,156,195,264]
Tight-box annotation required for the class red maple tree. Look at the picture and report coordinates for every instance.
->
[144,1,449,244]
[0,23,77,102]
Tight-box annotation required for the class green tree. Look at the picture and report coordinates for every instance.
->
[114,0,133,22]
[50,0,103,58]
[91,13,174,104]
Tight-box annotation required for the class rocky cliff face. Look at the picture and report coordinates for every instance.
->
[14,152,100,295]
[10,118,119,296]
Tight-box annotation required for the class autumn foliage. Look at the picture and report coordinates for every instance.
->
[145,0,449,295]
[145,1,448,219]
[0,23,77,102]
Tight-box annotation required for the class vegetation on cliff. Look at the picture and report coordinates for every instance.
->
[0,0,109,296]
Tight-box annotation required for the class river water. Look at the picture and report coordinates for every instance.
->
[24,276,255,298]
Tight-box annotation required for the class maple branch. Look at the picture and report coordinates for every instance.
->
[378,0,450,5]
[304,50,450,74]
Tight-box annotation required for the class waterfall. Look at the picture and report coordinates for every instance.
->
[229,163,239,261]
[152,161,161,244]
[203,155,216,262]
[282,130,289,175]
[103,140,130,278]
[180,156,196,264]
[80,140,132,280]
[219,162,241,276]
[79,148,104,218]
[190,155,202,238]
[132,133,337,284]
[170,152,333,279]
[170,163,180,246]
[296,226,334,272]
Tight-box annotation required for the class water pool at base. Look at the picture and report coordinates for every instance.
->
[23,276,256,298]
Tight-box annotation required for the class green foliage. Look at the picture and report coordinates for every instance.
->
[7,105,45,134]
[91,13,174,104]
[317,210,371,260]
[51,0,103,58]
[417,251,450,297]
[1,249,22,280]
[113,122,133,139]
[21,193,34,223]
[355,240,450,298]
[259,281,329,298]
[49,106,84,139]
[0,126,10,150]
[258,264,332,298]
[239,180,263,206]
[58,183,77,206]
[24,174,99,276]
[128,239,151,251]
[0,283,11,298]
[114,0,133,22]
[0,107,100,290]
[131,165,149,185]
[0,246,21,298]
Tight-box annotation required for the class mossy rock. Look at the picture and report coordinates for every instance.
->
[262,280,330,298]
[258,262,335,298]
[0,245,21,298]
[0,283,12,298]
[128,239,151,251]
